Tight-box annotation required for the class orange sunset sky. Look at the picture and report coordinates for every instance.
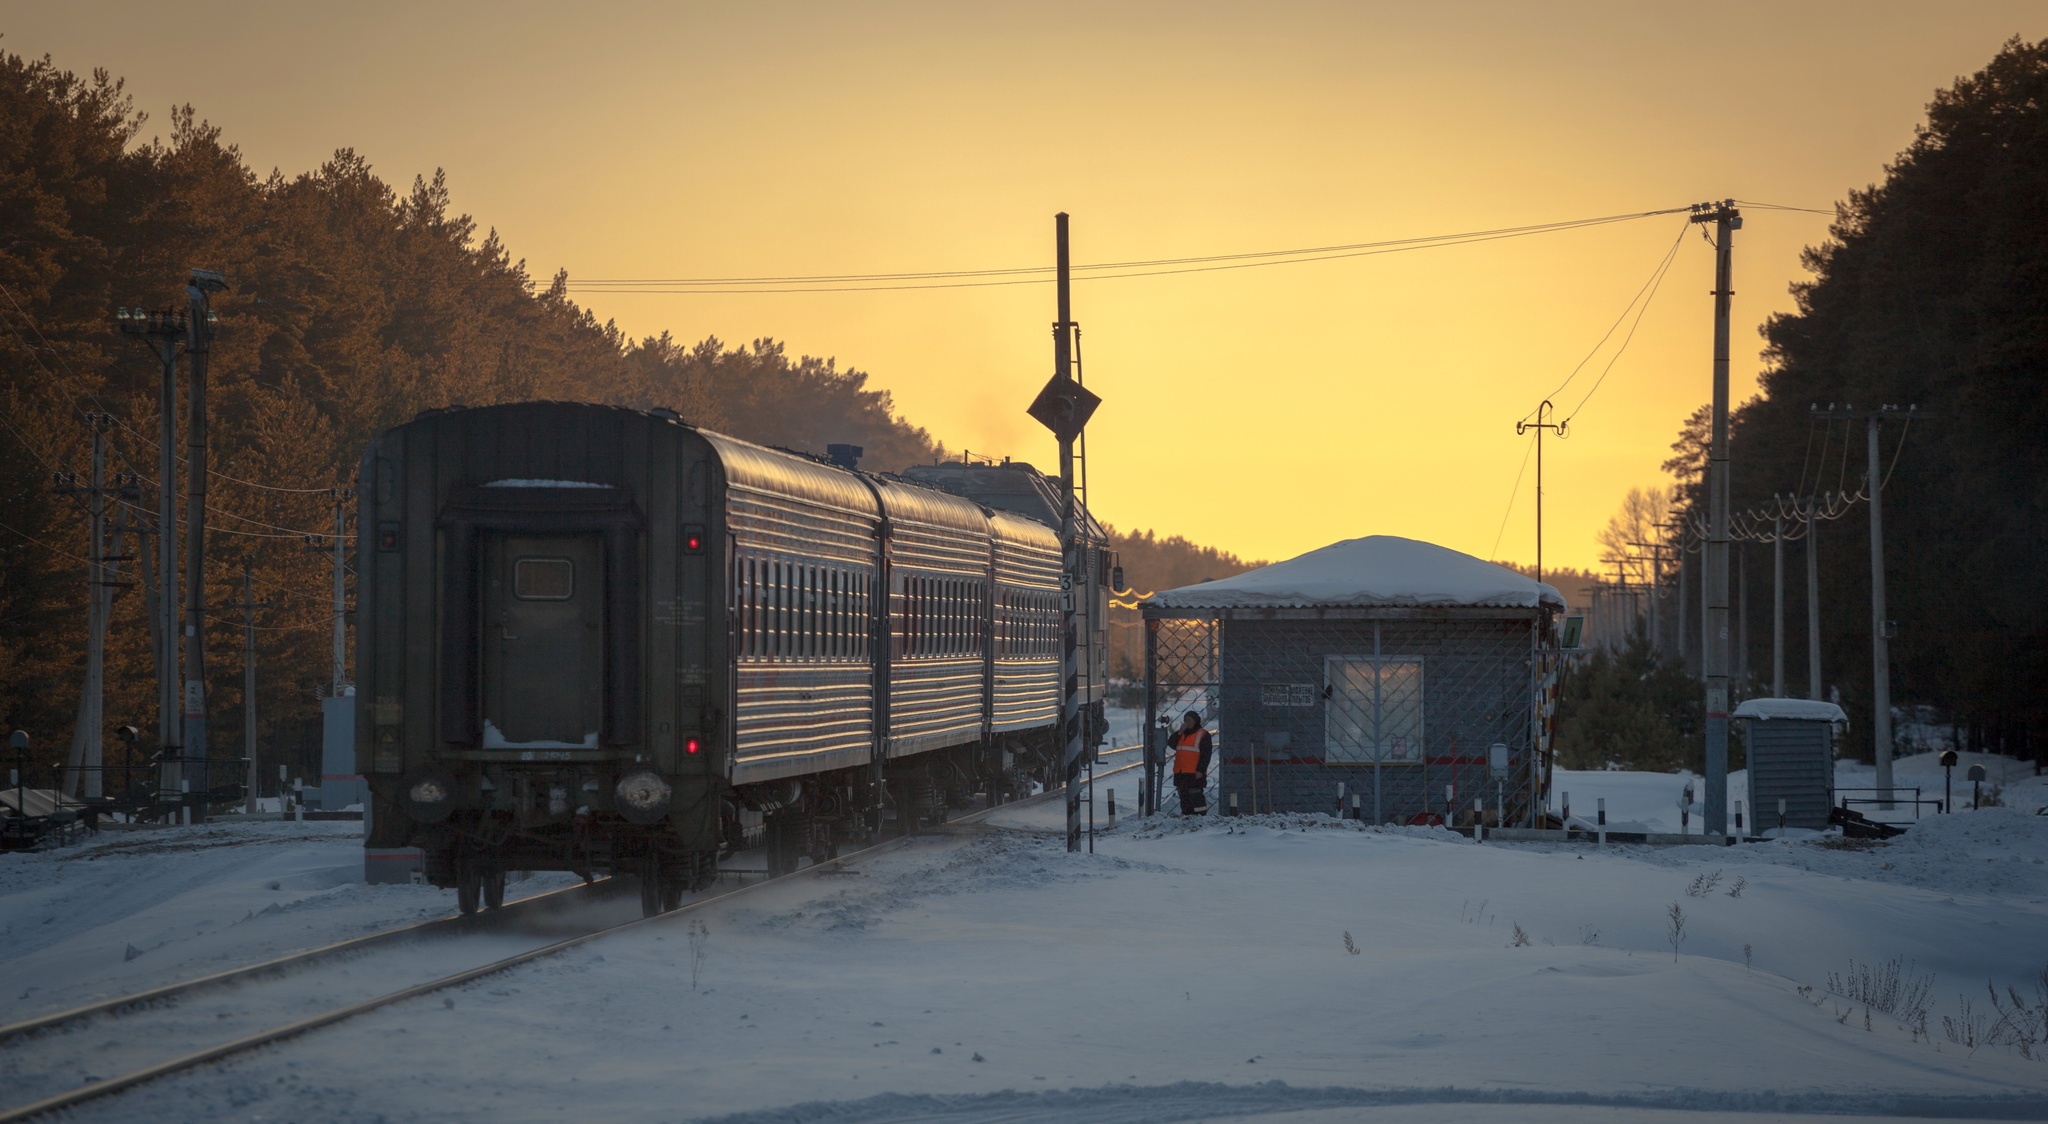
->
[10,2,2045,574]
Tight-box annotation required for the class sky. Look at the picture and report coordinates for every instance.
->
[7,2,2044,573]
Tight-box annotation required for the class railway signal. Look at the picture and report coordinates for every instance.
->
[1027,213,1103,853]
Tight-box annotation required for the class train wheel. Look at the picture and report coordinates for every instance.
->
[456,862,481,916]
[482,867,506,910]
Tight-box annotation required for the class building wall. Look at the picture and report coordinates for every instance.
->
[1214,614,1538,822]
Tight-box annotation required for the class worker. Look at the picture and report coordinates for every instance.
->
[1170,710,1212,816]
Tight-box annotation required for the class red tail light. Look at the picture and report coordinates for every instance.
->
[685,736,702,755]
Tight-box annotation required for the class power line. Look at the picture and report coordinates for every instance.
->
[564,207,1693,294]
[1530,221,1690,415]
[1732,199,1834,216]
[1560,224,1687,425]
[1488,435,1539,562]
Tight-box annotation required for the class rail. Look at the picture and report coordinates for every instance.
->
[0,751,1141,1123]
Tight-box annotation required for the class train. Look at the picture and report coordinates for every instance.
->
[355,401,1113,915]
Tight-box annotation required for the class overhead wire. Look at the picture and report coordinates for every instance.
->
[1528,220,1690,418]
[1488,435,1539,562]
[1559,223,1687,426]
[565,208,1693,294]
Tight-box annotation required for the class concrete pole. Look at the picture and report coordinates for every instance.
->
[244,558,257,815]
[332,493,348,693]
[1772,514,1785,697]
[1699,199,1739,839]
[1805,496,1822,702]
[155,329,182,811]
[183,274,225,813]
[1867,415,1894,808]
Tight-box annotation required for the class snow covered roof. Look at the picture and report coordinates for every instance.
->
[1148,535,1565,611]
[1733,698,1847,722]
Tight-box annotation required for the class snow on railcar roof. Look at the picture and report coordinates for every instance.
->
[1148,534,1565,610]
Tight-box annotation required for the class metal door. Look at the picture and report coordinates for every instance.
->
[482,534,604,748]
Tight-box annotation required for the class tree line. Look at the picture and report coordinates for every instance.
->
[1561,36,2048,769]
[0,48,1253,783]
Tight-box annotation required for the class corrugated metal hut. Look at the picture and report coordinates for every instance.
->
[1142,536,1564,824]
[1734,697,1844,832]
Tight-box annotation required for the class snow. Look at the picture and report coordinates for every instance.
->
[8,758,2048,1123]
[482,718,599,751]
[1734,699,1848,723]
[481,479,612,489]
[1149,536,1566,611]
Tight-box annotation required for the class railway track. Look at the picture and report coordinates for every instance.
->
[0,751,1146,1123]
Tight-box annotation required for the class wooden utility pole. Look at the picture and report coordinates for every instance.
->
[1690,199,1740,839]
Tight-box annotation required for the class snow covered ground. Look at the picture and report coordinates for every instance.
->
[4,758,2046,1123]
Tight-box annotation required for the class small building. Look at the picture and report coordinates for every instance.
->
[1733,697,1845,832]
[1142,536,1565,823]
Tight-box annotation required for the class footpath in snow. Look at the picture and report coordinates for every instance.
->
[5,762,2046,1124]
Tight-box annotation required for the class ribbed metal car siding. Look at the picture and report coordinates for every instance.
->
[877,477,993,757]
[710,434,882,784]
[991,514,1061,732]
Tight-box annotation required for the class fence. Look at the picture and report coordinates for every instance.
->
[1142,608,1554,827]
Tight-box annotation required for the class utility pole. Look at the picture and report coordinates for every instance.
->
[182,270,227,819]
[1811,404,1926,809]
[1737,542,1748,687]
[305,488,352,695]
[1772,510,1785,697]
[1804,494,1822,701]
[1516,400,1567,585]
[331,490,348,693]
[1628,539,1665,654]
[1025,214,1100,853]
[117,305,185,817]
[238,559,270,814]
[55,415,116,799]
[1690,198,1740,839]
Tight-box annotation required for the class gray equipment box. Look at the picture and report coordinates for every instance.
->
[1735,698,1846,832]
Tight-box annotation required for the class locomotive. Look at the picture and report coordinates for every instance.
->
[355,402,1112,915]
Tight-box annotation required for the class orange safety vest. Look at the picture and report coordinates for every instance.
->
[1172,730,1204,775]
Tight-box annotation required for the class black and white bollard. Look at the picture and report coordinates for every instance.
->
[1735,800,1744,836]
[1228,792,1239,817]
[1107,788,1116,828]
[1777,798,1787,839]
[1336,782,1346,819]
[1596,797,1607,846]
[1562,790,1570,832]
[1475,797,1485,843]
[1349,793,1361,821]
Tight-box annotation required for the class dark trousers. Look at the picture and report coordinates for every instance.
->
[1173,773,1208,815]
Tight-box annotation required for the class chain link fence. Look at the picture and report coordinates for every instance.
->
[1143,610,1556,827]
